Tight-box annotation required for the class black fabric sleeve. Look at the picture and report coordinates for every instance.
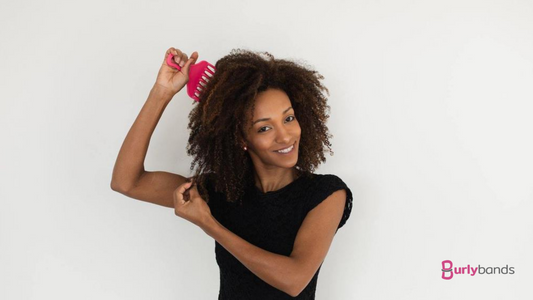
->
[201,173,219,217]
[305,174,353,230]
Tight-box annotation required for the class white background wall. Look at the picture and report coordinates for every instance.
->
[1,0,532,299]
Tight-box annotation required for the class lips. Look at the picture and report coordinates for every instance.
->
[274,142,296,154]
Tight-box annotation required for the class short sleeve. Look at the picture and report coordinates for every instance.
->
[305,174,353,230]
[200,173,220,216]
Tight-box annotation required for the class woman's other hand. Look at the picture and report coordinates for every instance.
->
[173,180,214,230]
[154,47,199,96]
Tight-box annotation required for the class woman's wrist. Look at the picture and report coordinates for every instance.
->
[151,83,178,101]
[202,215,222,239]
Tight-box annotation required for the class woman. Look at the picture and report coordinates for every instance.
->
[111,47,353,299]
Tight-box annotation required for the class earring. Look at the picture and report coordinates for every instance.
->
[243,146,247,151]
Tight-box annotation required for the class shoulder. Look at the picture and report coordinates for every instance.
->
[306,173,350,191]
[303,173,353,230]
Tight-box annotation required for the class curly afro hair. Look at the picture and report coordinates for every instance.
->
[187,49,333,205]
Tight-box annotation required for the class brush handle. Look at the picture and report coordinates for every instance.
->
[166,53,182,71]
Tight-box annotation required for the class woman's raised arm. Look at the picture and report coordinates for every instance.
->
[111,48,198,208]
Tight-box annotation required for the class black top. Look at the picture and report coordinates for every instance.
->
[205,173,353,299]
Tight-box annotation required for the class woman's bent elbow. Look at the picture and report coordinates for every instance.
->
[110,181,130,194]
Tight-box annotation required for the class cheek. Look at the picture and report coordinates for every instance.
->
[293,121,302,138]
[251,135,273,151]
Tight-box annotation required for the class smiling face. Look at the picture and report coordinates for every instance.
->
[243,88,301,171]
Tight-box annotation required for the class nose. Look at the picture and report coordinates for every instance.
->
[275,126,291,145]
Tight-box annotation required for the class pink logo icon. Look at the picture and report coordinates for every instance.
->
[442,260,453,280]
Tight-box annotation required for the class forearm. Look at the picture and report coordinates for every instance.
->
[111,85,175,191]
[202,217,301,296]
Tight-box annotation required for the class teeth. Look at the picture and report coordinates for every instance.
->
[277,145,294,153]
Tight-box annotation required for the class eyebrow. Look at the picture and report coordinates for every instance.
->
[252,107,293,125]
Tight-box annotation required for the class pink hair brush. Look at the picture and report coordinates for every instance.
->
[166,53,216,102]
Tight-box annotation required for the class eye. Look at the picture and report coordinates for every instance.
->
[258,126,271,133]
[285,115,296,122]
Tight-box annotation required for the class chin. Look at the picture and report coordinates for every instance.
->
[274,157,298,169]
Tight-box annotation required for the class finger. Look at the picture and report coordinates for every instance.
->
[189,184,200,198]
[184,179,197,197]
[183,51,199,74]
[165,47,177,59]
[174,49,184,65]
[175,181,193,203]
[186,177,197,192]
[178,180,193,193]
[174,191,184,207]
[190,51,199,61]
[180,53,188,68]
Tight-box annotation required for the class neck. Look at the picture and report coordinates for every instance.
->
[253,167,299,193]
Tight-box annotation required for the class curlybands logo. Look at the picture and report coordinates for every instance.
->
[441,260,515,280]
